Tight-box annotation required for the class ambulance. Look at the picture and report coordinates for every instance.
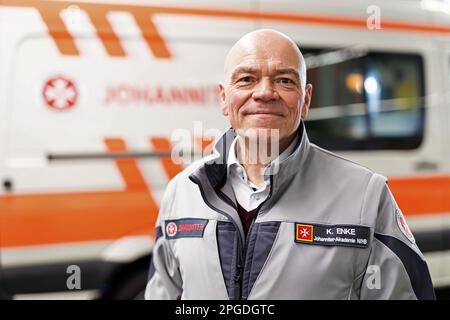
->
[1,0,450,299]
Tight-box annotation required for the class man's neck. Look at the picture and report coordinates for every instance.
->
[237,132,297,188]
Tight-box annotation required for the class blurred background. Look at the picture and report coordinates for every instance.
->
[0,0,449,299]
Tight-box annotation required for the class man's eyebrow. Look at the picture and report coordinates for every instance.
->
[230,66,258,82]
[273,68,300,81]
[229,66,301,83]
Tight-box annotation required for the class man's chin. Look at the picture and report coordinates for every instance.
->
[235,127,281,141]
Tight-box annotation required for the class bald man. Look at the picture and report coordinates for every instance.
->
[145,29,435,300]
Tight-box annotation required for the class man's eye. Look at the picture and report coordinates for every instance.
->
[238,76,253,83]
[276,78,294,84]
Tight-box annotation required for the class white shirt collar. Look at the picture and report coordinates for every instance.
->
[227,133,298,183]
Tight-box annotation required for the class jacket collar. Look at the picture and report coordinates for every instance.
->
[191,121,311,195]
[189,121,311,240]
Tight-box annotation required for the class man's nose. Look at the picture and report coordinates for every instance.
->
[252,78,279,102]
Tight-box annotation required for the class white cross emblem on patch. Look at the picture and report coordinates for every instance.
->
[300,228,310,237]
[166,222,178,237]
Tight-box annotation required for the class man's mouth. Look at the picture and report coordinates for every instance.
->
[244,110,284,117]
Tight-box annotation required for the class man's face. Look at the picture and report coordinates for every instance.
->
[219,36,312,144]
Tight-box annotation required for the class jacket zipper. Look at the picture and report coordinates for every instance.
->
[239,219,255,300]
[239,175,275,300]
[190,175,245,298]
[215,189,245,300]
[190,174,274,300]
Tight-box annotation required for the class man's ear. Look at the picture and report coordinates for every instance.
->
[301,83,313,119]
[219,82,228,116]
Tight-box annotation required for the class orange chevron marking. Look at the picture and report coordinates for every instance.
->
[150,137,184,180]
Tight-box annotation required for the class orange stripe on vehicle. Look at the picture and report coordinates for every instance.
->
[104,138,149,190]
[1,158,450,248]
[85,8,126,57]
[3,0,450,59]
[35,3,79,56]
[144,6,450,35]
[150,137,183,180]
[389,175,450,217]
[0,191,154,248]
[0,139,159,248]
[195,136,215,158]
[133,12,171,59]
[104,137,160,228]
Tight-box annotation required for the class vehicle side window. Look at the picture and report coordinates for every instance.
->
[302,47,425,150]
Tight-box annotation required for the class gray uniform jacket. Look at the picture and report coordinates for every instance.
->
[145,123,435,300]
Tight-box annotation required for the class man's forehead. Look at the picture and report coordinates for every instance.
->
[225,46,301,77]
[232,59,300,71]
[226,58,300,80]
[226,45,300,64]
[223,29,306,85]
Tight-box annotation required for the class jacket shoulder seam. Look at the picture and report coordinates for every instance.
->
[310,144,375,174]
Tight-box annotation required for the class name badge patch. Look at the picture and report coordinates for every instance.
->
[295,223,370,248]
[165,219,208,240]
